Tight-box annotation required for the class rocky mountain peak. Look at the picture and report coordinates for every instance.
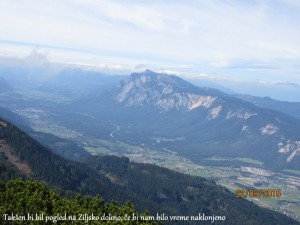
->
[111,70,218,112]
[130,69,192,89]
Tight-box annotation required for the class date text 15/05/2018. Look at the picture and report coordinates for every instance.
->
[235,189,281,198]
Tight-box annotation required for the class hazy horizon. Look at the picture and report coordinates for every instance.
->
[0,0,300,101]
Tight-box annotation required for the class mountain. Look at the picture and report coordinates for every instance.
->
[0,106,90,161]
[1,118,299,225]
[65,70,300,171]
[30,131,91,161]
[0,56,51,88]
[0,106,28,128]
[41,68,124,95]
[110,70,225,110]
[212,79,300,102]
[187,78,236,94]
[48,68,124,87]
[235,94,300,121]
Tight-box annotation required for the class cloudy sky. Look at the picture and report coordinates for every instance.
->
[0,0,300,84]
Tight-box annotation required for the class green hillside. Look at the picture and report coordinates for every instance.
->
[0,179,159,225]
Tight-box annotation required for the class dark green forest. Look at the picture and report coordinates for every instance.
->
[0,119,299,225]
[0,179,160,225]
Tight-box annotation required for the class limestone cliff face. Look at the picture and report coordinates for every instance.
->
[112,70,218,112]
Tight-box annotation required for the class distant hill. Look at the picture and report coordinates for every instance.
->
[187,78,236,94]
[0,118,298,225]
[42,68,125,92]
[30,131,91,161]
[235,94,300,120]
[0,107,90,161]
[0,106,29,129]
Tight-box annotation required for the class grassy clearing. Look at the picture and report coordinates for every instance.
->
[15,89,72,103]
[234,157,263,165]
[84,146,114,155]
[283,169,300,176]
[289,205,300,219]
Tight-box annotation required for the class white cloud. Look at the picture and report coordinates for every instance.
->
[278,0,300,8]
[0,0,300,82]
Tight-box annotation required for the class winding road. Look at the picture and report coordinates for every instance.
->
[110,124,120,138]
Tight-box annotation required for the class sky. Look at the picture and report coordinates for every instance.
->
[0,0,300,86]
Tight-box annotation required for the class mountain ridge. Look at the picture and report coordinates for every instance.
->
[111,70,226,112]
[235,94,300,120]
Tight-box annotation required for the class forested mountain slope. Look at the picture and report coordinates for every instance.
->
[0,119,299,225]
[0,179,158,225]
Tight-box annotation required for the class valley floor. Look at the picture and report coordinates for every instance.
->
[84,139,300,221]
[9,104,300,222]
